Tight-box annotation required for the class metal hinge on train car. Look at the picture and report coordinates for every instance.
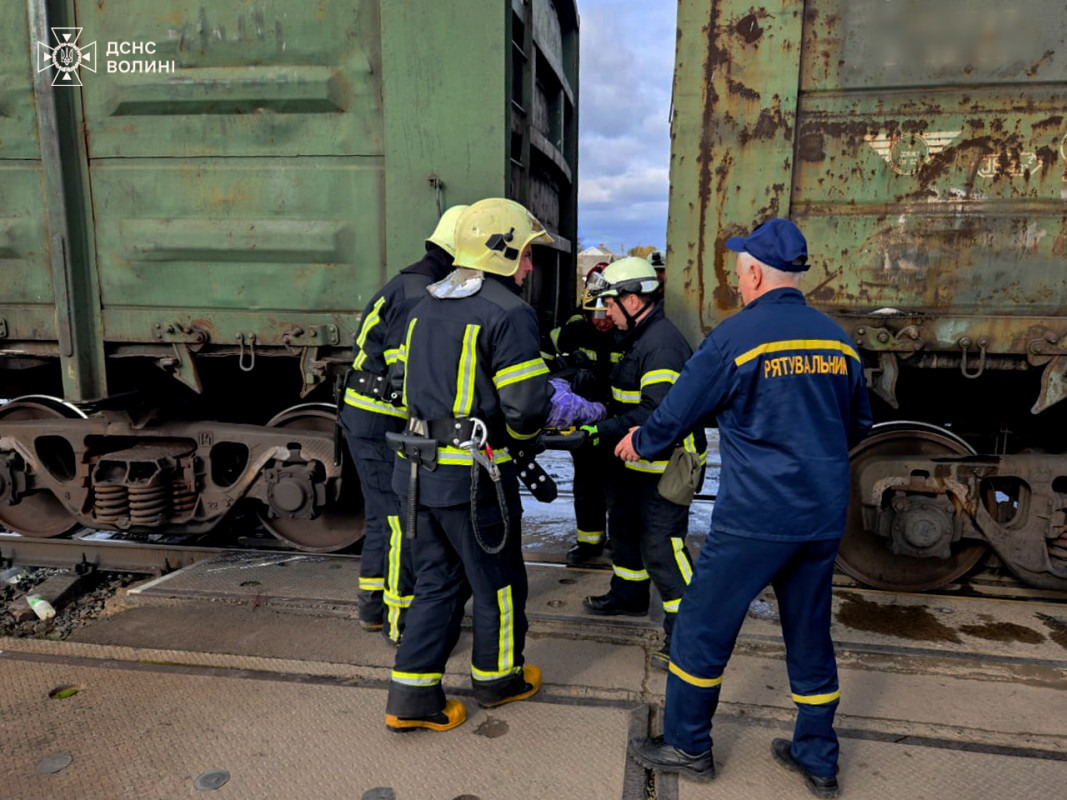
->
[152,322,210,351]
[853,325,924,355]
[281,325,341,351]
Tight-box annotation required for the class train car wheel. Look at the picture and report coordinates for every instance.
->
[0,396,84,537]
[838,421,988,591]
[256,403,365,552]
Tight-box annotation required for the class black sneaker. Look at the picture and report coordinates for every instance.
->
[628,735,715,782]
[583,593,649,617]
[565,541,604,566]
[650,646,670,671]
[771,738,840,799]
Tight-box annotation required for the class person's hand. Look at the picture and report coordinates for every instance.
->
[615,426,641,462]
[579,424,599,446]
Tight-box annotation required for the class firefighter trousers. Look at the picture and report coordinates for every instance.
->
[386,486,528,719]
[571,444,610,545]
[604,465,693,638]
[664,529,841,778]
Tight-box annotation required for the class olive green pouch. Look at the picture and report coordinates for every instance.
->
[657,446,703,506]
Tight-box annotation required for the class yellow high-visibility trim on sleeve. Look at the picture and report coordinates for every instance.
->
[792,690,841,705]
[579,347,598,361]
[663,598,681,612]
[624,458,668,474]
[391,670,442,687]
[401,318,417,409]
[352,296,386,370]
[611,386,641,404]
[384,348,402,365]
[640,369,679,389]
[506,424,540,441]
[734,339,860,367]
[668,662,723,688]
[494,358,550,389]
[610,352,623,363]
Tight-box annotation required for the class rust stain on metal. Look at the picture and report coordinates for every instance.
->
[735,12,764,44]
[727,78,760,101]
[695,5,727,332]
[1026,50,1056,78]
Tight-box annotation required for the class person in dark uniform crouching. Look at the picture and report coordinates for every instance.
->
[621,219,872,796]
[579,257,707,669]
[384,198,556,732]
[341,205,468,644]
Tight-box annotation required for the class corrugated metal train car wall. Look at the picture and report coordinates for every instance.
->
[0,0,577,548]
[668,0,1067,592]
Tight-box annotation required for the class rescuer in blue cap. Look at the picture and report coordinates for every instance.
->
[619,219,872,796]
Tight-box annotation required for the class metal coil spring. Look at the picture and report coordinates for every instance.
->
[129,484,168,526]
[171,482,197,518]
[93,484,129,524]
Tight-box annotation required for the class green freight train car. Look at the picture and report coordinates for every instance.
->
[668,0,1067,591]
[0,0,579,550]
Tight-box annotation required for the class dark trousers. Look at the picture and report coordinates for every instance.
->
[571,445,609,544]
[605,465,693,638]
[664,529,841,778]
[341,412,413,643]
[386,486,528,718]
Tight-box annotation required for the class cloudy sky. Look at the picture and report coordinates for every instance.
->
[577,1,677,254]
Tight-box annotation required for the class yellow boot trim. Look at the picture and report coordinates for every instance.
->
[479,665,542,709]
[385,699,467,732]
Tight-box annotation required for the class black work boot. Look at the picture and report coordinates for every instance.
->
[771,738,840,799]
[473,665,542,708]
[650,644,670,672]
[565,540,604,566]
[357,589,384,632]
[628,735,715,782]
[583,593,649,617]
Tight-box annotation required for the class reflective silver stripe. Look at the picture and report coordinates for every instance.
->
[494,358,550,389]
[344,388,408,420]
[437,446,512,466]
[624,459,668,474]
[352,296,386,370]
[384,348,402,365]
[611,386,641,404]
[576,529,604,544]
[613,564,650,581]
[358,576,384,591]
[640,369,679,389]
[610,352,623,363]
[391,671,442,687]
[497,584,514,674]
[385,516,404,641]
[471,664,521,681]
[671,537,693,584]
[384,592,413,608]
[579,347,598,361]
[454,324,480,417]
[663,598,681,612]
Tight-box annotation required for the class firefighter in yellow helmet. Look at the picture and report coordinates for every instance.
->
[340,204,467,644]
[384,198,554,731]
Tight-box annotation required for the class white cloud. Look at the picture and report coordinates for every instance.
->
[577,2,676,251]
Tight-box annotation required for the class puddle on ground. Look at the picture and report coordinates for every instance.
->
[473,716,509,739]
[1036,613,1067,651]
[958,621,1044,644]
[836,595,960,643]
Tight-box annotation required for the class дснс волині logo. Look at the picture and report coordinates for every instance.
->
[37,27,97,87]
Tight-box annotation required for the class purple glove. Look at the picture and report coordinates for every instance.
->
[547,378,607,428]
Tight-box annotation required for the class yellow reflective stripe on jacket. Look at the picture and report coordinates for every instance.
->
[344,388,408,420]
[669,662,723,689]
[610,351,623,363]
[624,448,708,474]
[671,537,693,584]
[493,358,550,389]
[352,296,386,370]
[663,598,681,613]
[436,446,513,466]
[549,327,562,351]
[734,339,860,367]
[577,529,604,544]
[792,690,841,705]
[401,318,417,408]
[506,424,540,441]
[384,592,413,608]
[384,348,402,365]
[613,564,650,581]
[579,347,598,361]
[358,576,384,591]
[640,369,679,389]
[453,324,481,417]
[391,670,442,687]
[611,386,641,404]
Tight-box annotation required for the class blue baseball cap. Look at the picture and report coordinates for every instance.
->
[725,219,809,272]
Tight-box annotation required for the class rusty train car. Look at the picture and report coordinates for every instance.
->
[0,0,579,550]
[667,0,1067,591]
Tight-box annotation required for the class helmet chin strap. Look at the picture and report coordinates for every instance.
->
[619,294,652,330]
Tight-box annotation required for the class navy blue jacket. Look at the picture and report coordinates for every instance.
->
[632,288,872,541]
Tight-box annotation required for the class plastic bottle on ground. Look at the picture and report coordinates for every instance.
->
[26,594,56,620]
